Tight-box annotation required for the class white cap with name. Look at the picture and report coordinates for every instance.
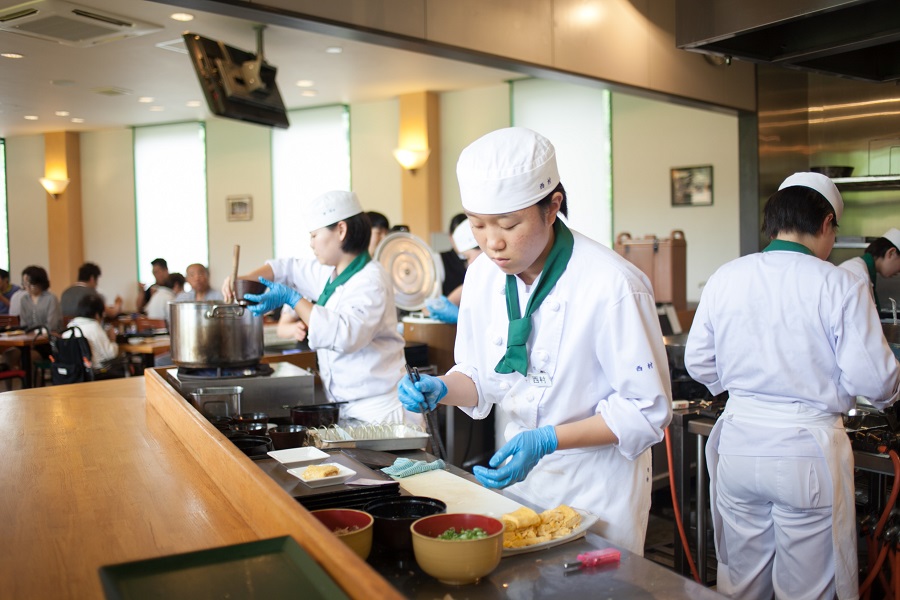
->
[778,172,843,221]
[305,191,363,233]
[451,219,479,252]
[883,228,900,250]
[456,127,560,215]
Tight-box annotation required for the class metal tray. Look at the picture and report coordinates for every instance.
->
[308,423,429,451]
[98,536,348,600]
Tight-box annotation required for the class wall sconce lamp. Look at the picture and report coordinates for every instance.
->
[393,148,430,172]
[39,177,70,199]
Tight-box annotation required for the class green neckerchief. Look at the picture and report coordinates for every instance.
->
[762,239,814,255]
[316,252,371,306]
[495,219,574,376]
[862,253,882,312]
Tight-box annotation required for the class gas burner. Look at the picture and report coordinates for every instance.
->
[176,363,275,380]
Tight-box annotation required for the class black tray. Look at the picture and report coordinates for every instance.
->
[254,451,401,511]
[98,536,348,600]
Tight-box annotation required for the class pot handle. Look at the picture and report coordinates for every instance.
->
[206,304,246,319]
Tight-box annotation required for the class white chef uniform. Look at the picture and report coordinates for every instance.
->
[268,255,411,425]
[450,230,672,556]
[686,247,900,599]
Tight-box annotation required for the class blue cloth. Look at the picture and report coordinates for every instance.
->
[398,373,447,413]
[244,277,300,316]
[473,425,558,489]
[425,296,459,323]
[381,457,446,478]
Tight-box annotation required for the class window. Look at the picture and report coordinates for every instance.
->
[134,123,208,284]
[272,105,350,260]
[0,139,8,270]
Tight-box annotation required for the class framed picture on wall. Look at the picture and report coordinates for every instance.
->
[227,195,253,221]
[671,165,713,207]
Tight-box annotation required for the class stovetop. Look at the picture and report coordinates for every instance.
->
[175,363,275,380]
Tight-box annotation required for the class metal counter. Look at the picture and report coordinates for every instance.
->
[365,450,725,599]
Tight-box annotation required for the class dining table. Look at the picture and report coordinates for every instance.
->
[118,335,170,373]
[0,330,50,388]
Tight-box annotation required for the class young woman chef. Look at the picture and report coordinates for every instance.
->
[398,127,673,555]
[225,190,414,425]
[839,227,900,313]
[685,172,900,600]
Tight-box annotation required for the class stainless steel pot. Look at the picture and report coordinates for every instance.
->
[663,333,689,371]
[169,301,264,368]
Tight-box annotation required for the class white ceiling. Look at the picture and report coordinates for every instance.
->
[0,0,522,137]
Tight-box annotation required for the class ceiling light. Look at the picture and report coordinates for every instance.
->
[1,52,23,59]
[71,118,84,123]
[300,90,318,97]
[325,46,343,54]
[149,106,164,112]
[170,12,194,22]
[138,96,154,103]
[24,115,38,120]
[55,111,69,117]
[186,100,201,107]
[296,80,315,87]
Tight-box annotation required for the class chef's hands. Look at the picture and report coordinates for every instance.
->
[398,373,447,413]
[474,426,558,489]
[221,276,235,303]
[243,278,300,316]
[425,296,459,324]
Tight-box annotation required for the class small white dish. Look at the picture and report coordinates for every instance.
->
[267,447,329,467]
[287,463,356,488]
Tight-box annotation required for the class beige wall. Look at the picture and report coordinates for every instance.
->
[205,118,275,294]
[5,83,744,311]
[349,99,403,227]
[7,135,49,286]
[80,128,137,310]
[611,92,741,303]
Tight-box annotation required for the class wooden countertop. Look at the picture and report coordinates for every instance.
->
[0,374,400,599]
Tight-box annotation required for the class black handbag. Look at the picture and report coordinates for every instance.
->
[49,326,94,385]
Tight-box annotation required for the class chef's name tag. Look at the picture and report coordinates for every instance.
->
[527,372,552,387]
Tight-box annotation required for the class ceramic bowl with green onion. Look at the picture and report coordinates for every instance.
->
[410,513,504,585]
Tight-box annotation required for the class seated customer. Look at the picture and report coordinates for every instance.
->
[144,273,185,321]
[19,265,62,333]
[176,264,224,302]
[60,262,123,319]
[66,294,129,379]
[0,269,21,316]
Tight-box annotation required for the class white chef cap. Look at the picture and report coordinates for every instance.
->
[304,191,363,233]
[451,219,478,252]
[778,172,843,221]
[456,127,560,215]
[884,228,900,250]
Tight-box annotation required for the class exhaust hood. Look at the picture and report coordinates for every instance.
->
[676,0,900,82]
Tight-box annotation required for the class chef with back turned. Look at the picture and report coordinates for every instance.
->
[398,127,673,555]
[685,172,900,600]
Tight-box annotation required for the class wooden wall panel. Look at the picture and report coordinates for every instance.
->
[256,0,426,37]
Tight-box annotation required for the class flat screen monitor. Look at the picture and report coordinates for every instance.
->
[183,32,289,129]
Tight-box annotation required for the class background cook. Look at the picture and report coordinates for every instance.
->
[685,173,900,600]
[839,227,900,315]
[224,191,415,426]
[399,127,672,555]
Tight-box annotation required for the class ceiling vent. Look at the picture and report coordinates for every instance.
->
[0,0,162,47]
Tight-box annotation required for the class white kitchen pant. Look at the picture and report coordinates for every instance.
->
[715,454,836,600]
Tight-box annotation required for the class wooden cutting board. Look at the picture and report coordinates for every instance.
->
[395,469,524,518]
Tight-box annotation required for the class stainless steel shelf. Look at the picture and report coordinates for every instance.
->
[830,175,900,191]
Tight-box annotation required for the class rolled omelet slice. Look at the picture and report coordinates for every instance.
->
[301,464,340,480]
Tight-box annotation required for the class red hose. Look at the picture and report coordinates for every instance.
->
[861,449,900,597]
[665,427,702,583]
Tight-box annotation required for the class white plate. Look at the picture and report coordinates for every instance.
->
[267,447,329,467]
[287,463,356,488]
[501,509,598,557]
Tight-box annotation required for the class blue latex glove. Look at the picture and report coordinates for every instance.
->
[425,296,459,324]
[473,425,558,489]
[398,373,447,413]
[243,277,301,316]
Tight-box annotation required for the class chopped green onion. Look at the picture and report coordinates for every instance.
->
[437,527,489,540]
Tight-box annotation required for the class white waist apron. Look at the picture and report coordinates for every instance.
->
[706,396,856,599]
[340,389,424,428]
